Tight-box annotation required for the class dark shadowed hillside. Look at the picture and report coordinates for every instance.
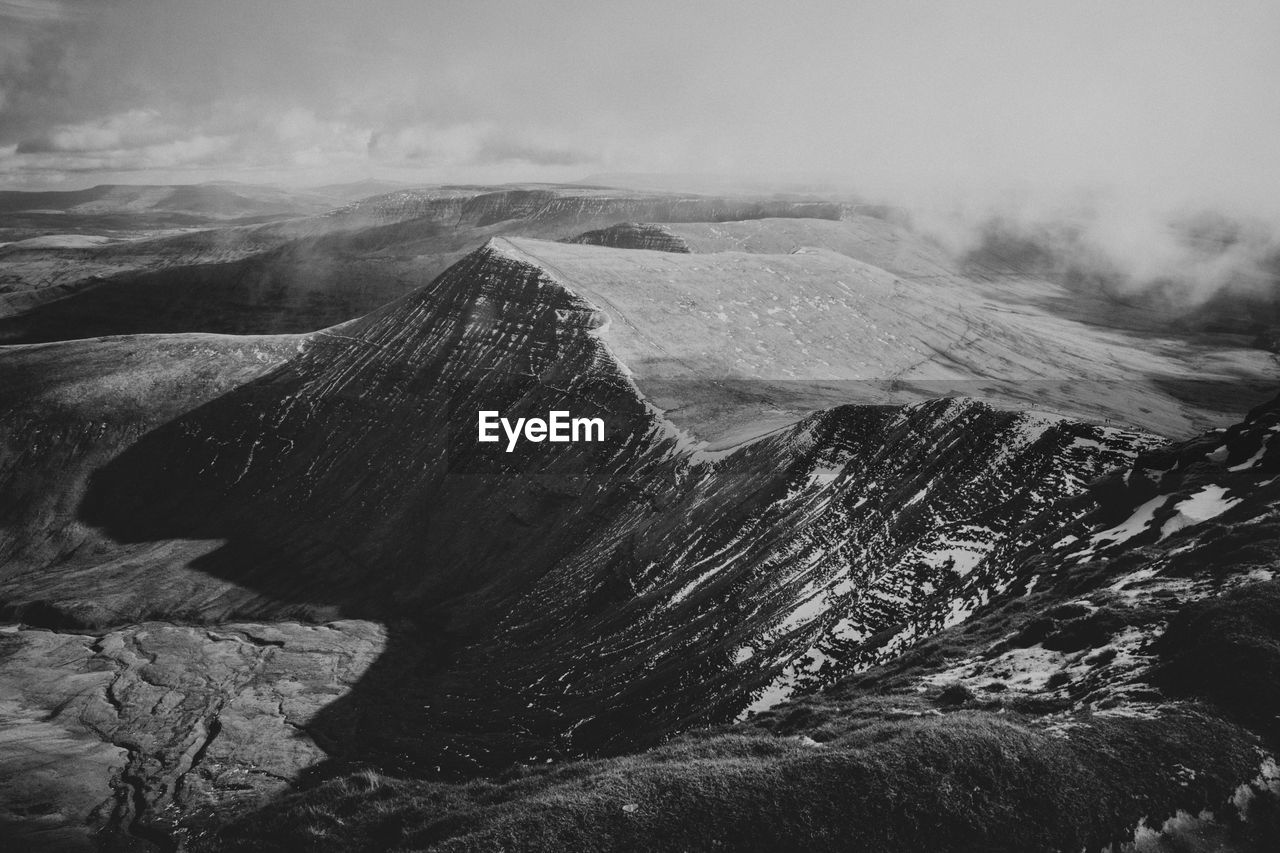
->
[198,394,1280,853]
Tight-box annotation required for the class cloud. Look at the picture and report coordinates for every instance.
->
[4,105,238,176]
[365,122,591,169]
[0,0,106,152]
[903,189,1280,314]
[0,0,84,25]
[0,0,1276,241]
[8,133,233,174]
[473,135,589,168]
[16,108,171,153]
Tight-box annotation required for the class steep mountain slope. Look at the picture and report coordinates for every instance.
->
[0,236,1203,848]
[201,394,1280,853]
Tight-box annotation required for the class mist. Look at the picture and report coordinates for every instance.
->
[2,0,1278,315]
[886,188,1280,322]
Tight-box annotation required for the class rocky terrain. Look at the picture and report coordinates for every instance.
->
[0,184,1276,851]
[205,392,1280,852]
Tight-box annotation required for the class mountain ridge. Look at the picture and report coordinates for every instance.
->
[0,236,1205,848]
[195,391,1280,852]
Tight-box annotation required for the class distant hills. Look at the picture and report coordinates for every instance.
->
[0,182,343,219]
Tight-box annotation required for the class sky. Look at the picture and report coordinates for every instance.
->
[1,0,1278,217]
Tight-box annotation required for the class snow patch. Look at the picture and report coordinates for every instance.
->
[1159,485,1240,540]
[805,462,843,489]
[1227,440,1268,471]
[1083,494,1169,553]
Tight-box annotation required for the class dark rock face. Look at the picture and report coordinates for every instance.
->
[563,222,691,253]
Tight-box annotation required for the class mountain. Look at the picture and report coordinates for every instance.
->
[2,198,1270,439]
[201,393,1280,853]
[1,228,1275,849]
[1,189,1277,850]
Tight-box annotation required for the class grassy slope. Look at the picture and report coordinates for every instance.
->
[201,710,1269,853]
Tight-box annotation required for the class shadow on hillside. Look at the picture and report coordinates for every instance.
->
[67,335,661,798]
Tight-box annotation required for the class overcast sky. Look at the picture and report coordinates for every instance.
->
[1,0,1277,213]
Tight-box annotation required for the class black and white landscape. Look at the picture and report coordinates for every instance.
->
[2,3,1280,852]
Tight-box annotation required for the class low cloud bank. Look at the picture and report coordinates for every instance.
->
[895,189,1280,327]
